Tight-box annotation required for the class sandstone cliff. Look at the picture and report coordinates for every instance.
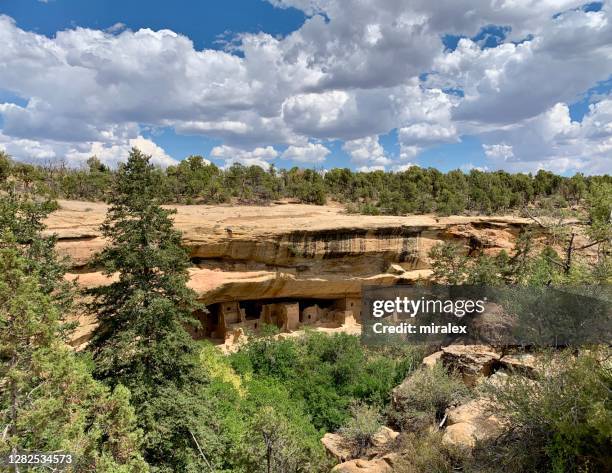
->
[47,200,531,304]
[45,200,534,345]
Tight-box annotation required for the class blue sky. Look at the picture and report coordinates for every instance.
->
[0,0,306,50]
[0,0,610,174]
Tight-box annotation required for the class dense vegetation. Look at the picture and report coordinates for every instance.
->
[0,192,147,472]
[230,332,425,433]
[1,149,610,215]
[1,148,610,472]
[477,350,612,473]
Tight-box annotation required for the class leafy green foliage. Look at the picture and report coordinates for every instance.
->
[2,148,610,216]
[231,332,423,433]
[189,342,331,473]
[429,228,611,286]
[237,379,329,473]
[428,241,470,284]
[0,191,72,302]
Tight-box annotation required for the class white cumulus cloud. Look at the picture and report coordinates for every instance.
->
[0,0,610,173]
[281,143,330,163]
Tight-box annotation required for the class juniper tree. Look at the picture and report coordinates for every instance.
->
[0,191,72,302]
[88,148,220,472]
[0,194,148,472]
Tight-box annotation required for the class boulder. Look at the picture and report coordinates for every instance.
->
[442,422,477,450]
[441,344,501,386]
[481,369,509,388]
[500,354,537,376]
[322,433,352,462]
[421,350,443,370]
[444,398,506,448]
[387,263,405,275]
[331,458,393,473]
[371,426,400,448]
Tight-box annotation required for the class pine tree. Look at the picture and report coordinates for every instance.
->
[0,198,148,472]
[88,148,220,472]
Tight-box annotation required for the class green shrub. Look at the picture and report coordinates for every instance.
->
[475,350,612,473]
[230,332,423,432]
[394,431,464,473]
[339,402,382,457]
[388,364,470,431]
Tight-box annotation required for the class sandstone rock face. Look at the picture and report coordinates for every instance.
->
[45,201,532,343]
[47,201,528,267]
[322,426,399,465]
[331,458,393,473]
[500,354,538,376]
[371,427,400,448]
[442,422,477,449]
[322,433,353,462]
[443,398,506,449]
[421,350,443,370]
[441,345,502,386]
[386,263,405,275]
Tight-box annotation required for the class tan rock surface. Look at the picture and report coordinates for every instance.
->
[444,398,506,448]
[322,433,352,462]
[421,350,443,370]
[46,200,531,273]
[371,427,400,448]
[500,353,538,376]
[331,458,393,473]
[442,422,477,449]
[46,201,532,344]
[441,345,502,386]
[68,267,432,304]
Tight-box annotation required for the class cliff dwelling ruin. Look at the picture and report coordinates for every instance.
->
[190,297,362,341]
[43,200,545,348]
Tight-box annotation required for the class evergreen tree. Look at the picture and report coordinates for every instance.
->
[88,148,220,472]
[428,241,469,284]
[0,196,147,472]
[0,192,69,298]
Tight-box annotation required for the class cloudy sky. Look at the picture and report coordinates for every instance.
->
[0,0,611,174]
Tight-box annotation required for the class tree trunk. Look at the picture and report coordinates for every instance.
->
[564,233,575,275]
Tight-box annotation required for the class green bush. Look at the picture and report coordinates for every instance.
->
[339,402,382,457]
[394,431,464,473]
[388,364,470,432]
[475,350,612,473]
[230,332,423,432]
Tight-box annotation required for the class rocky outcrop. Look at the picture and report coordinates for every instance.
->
[322,427,399,463]
[442,398,505,450]
[45,200,533,344]
[322,433,352,463]
[371,427,400,448]
[441,345,502,386]
[442,423,478,450]
[322,426,400,471]
[331,457,394,473]
[48,201,530,296]
[499,353,538,376]
[421,350,443,370]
